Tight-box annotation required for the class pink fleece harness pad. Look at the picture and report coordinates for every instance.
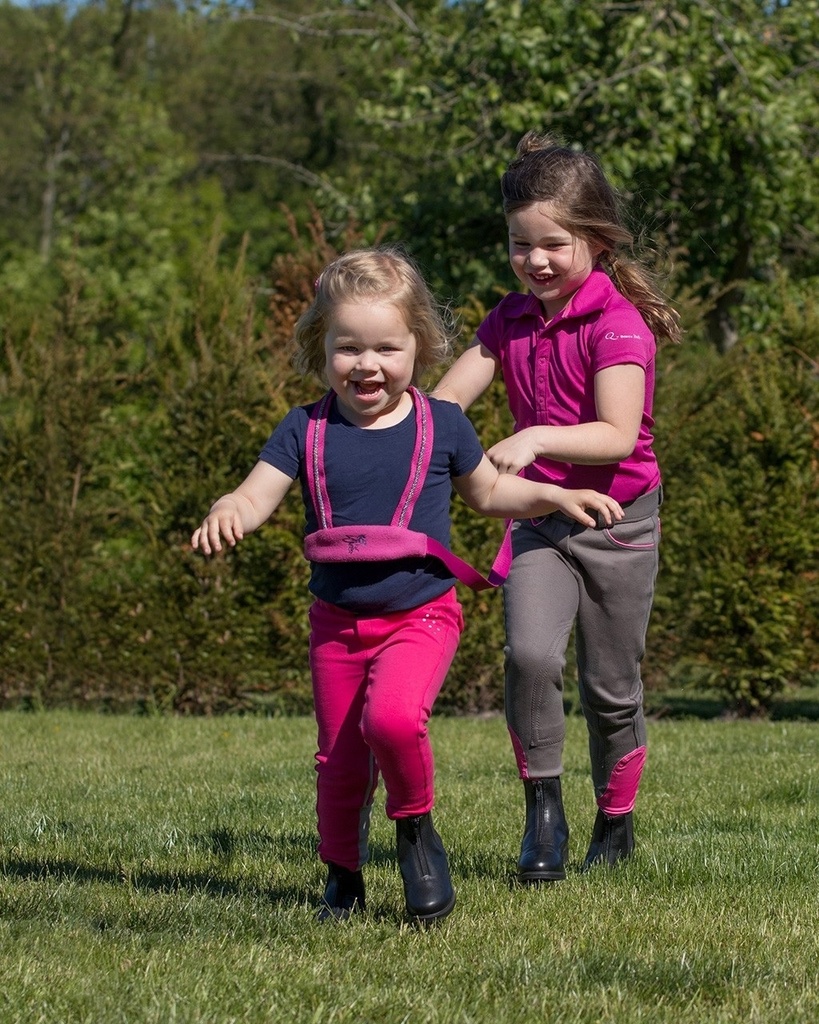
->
[302,388,510,591]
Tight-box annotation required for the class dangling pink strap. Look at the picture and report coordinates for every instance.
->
[303,388,511,591]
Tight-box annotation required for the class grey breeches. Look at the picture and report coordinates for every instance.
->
[503,487,661,796]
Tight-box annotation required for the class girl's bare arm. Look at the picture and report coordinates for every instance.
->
[431,341,500,410]
[191,461,294,555]
[486,364,646,473]
[453,455,623,529]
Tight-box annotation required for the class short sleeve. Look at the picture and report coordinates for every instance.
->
[476,304,504,359]
[590,306,656,374]
[431,398,484,477]
[475,293,533,360]
[258,406,309,480]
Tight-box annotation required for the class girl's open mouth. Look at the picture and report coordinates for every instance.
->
[354,381,384,396]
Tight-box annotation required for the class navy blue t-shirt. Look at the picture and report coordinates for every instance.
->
[259,395,484,613]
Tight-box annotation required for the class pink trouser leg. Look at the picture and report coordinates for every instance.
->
[309,590,463,871]
[309,600,380,872]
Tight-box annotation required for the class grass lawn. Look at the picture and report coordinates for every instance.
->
[1,707,818,1023]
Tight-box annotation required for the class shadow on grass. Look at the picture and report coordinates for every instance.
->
[1,825,307,905]
[770,696,819,721]
[189,826,397,868]
[1,856,256,899]
[0,853,424,928]
[0,829,403,915]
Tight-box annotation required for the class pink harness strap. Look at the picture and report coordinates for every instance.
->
[303,388,510,591]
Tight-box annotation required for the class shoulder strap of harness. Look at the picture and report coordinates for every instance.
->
[305,386,431,530]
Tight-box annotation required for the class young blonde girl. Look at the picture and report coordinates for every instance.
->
[193,245,623,922]
[434,133,681,880]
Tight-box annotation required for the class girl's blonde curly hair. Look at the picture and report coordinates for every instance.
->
[293,246,456,385]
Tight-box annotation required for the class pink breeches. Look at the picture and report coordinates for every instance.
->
[308,588,464,871]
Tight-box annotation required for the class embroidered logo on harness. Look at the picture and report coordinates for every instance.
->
[343,533,368,554]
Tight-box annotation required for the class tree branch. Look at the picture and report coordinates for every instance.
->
[200,153,354,210]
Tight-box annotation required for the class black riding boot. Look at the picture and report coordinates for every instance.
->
[517,777,569,883]
[317,862,366,922]
[582,809,634,871]
[396,812,456,923]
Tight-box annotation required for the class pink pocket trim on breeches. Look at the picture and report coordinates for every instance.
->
[602,529,656,551]
[596,746,647,816]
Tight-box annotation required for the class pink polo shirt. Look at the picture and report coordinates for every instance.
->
[476,268,660,503]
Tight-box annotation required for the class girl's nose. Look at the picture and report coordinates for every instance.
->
[355,350,379,372]
[527,248,549,270]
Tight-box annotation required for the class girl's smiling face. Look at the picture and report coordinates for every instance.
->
[324,299,417,428]
[507,203,600,318]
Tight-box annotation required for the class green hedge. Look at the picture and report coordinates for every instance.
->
[1,249,816,714]
[647,290,819,710]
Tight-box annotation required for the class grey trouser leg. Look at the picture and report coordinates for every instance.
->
[503,488,661,796]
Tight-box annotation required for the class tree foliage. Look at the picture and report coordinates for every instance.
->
[350,0,819,348]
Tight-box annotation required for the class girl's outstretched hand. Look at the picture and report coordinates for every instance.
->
[553,489,625,529]
[190,463,294,556]
[191,499,245,555]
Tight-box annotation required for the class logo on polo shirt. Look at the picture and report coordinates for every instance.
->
[604,332,642,341]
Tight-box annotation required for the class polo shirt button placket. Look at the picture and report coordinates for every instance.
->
[536,332,548,416]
